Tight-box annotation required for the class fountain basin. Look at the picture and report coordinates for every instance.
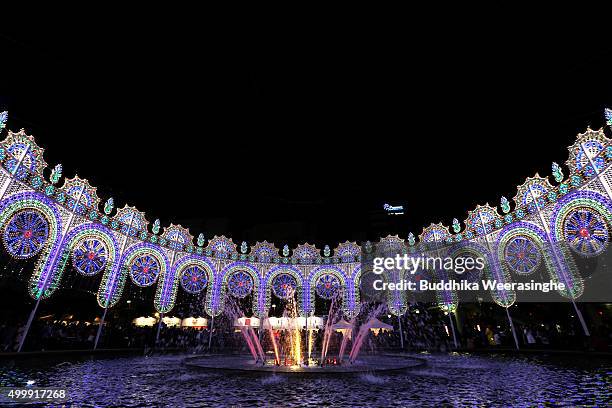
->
[183,354,426,375]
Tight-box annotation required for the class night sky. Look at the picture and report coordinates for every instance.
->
[1,20,611,248]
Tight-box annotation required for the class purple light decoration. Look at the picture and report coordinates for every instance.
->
[0,192,63,298]
[113,243,168,306]
[306,265,348,314]
[264,265,302,315]
[548,190,612,295]
[65,224,119,288]
[217,262,259,314]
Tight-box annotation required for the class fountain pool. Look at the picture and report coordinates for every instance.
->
[0,352,609,406]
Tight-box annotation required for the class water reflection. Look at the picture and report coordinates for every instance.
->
[0,353,609,407]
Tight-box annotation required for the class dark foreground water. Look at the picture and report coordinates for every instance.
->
[0,352,610,407]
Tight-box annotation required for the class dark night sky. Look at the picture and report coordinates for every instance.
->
[1,17,611,248]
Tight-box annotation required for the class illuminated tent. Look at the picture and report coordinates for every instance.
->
[368,318,393,336]
[331,318,353,339]
[234,316,261,328]
[181,317,209,328]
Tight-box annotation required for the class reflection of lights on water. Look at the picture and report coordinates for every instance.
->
[26,380,35,386]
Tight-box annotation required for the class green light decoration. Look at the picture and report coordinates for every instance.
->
[282,244,289,257]
[0,111,7,129]
[605,108,612,126]
[152,219,160,235]
[323,245,331,257]
[407,233,415,246]
[500,196,511,214]
[240,241,247,254]
[452,218,461,233]
[552,162,564,183]
[197,233,205,247]
[103,198,114,215]
[50,164,62,185]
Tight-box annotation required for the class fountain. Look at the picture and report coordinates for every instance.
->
[184,292,426,375]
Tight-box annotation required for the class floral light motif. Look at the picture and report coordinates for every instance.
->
[197,233,205,247]
[552,162,564,183]
[50,164,62,185]
[605,108,612,126]
[272,274,297,299]
[500,196,511,214]
[563,209,609,256]
[2,210,49,258]
[104,198,114,215]
[452,218,461,233]
[315,274,340,299]
[72,238,107,275]
[504,236,540,274]
[407,233,415,246]
[227,271,254,298]
[152,219,161,235]
[180,265,208,294]
[130,255,160,287]
[0,111,7,129]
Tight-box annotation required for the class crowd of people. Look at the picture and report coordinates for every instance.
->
[0,307,609,354]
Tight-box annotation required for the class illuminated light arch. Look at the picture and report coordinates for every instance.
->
[98,243,168,309]
[306,265,349,316]
[345,265,361,319]
[447,240,517,308]
[496,220,582,300]
[376,235,411,316]
[212,262,261,317]
[551,190,612,251]
[3,209,49,259]
[418,224,460,312]
[125,244,168,287]
[263,265,304,316]
[0,192,63,299]
[155,255,214,314]
[446,241,488,282]
[64,224,119,277]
